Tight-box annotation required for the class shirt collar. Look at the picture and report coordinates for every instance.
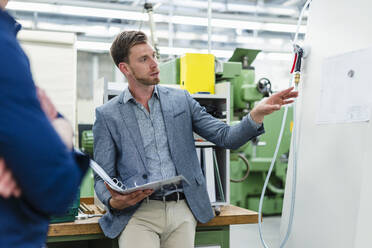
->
[123,85,159,104]
[0,10,22,36]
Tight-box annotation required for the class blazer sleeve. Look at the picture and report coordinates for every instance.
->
[93,108,117,208]
[0,36,89,215]
[184,90,265,150]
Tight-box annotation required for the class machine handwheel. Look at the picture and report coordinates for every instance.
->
[230,153,250,183]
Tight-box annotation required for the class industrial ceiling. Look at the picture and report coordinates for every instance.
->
[6,0,309,58]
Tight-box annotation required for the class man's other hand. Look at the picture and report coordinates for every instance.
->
[105,182,154,210]
[36,87,73,150]
[250,87,298,124]
[36,87,58,121]
[51,119,73,150]
[0,158,21,198]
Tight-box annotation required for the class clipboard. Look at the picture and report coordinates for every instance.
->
[89,159,190,194]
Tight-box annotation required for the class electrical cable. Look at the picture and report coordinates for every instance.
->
[258,97,289,248]
[257,0,313,247]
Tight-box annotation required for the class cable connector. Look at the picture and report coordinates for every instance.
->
[291,44,310,85]
[293,44,304,73]
[302,45,311,59]
[294,72,301,85]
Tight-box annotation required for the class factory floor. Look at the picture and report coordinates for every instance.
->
[230,216,281,248]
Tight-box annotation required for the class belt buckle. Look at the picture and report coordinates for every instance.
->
[159,192,181,202]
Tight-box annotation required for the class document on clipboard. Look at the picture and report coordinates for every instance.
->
[90,159,190,194]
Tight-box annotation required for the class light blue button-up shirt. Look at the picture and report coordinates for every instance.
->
[123,86,179,194]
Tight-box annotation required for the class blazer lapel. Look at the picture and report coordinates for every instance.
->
[158,86,177,158]
[117,92,147,168]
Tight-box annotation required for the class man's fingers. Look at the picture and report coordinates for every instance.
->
[36,87,58,120]
[282,100,294,105]
[283,91,298,99]
[129,191,148,205]
[265,104,281,112]
[13,187,22,198]
[44,95,57,118]
[0,171,11,186]
[0,159,5,178]
[0,159,22,199]
[129,190,146,199]
[275,87,298,101]
[276,87,294,97]
[130,191,139,199]
[143,189,154,195]
[104,182,118,196]
[4,180,16,198]
[36,87,45,100]
[105,185,155,208]
[105,182,116,194]
[0,171,13,198]
[52,119,73,150]
[124,190,151,206]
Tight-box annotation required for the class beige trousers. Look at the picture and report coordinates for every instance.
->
[118,199,197,248]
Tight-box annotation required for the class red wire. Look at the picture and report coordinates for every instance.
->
[290,53,298,74]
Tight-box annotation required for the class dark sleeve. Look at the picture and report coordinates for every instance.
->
[0,34,89,215]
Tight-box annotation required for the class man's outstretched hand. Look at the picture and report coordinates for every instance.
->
[250,87,298,124]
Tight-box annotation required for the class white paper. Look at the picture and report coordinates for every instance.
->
[204,147,216,202]
[317,47,372,124]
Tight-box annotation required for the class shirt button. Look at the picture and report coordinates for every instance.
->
[142,174,148,179]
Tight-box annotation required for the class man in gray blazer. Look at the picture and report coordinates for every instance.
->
[93,30,298,248]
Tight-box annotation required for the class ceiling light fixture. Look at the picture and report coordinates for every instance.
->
[156,0,299,17]
[7,1,306,34]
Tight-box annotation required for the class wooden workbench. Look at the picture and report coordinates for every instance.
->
[48,204,259,248]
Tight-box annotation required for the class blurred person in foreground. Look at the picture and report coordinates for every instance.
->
[0,0,90,247]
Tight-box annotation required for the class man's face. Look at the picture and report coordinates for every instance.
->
[125,43,160,86]
[0,0,9,9]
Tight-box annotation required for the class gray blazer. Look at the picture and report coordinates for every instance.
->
[93,85,264,238]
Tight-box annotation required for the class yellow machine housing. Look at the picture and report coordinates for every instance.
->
[180,53,215,94]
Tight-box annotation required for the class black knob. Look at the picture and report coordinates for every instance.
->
[142,174,148,179]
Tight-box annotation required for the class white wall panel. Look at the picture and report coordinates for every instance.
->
[281,1,372,247]
[18,30,77,129]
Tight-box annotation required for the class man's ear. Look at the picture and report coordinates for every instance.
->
[118,62,130,76]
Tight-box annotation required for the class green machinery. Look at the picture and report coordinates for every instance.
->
[80,130,95,198]
[229,107,293,215]
[216,48,293,215]
[159,48,293,215]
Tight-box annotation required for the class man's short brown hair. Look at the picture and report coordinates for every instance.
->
[110,30,148,67]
